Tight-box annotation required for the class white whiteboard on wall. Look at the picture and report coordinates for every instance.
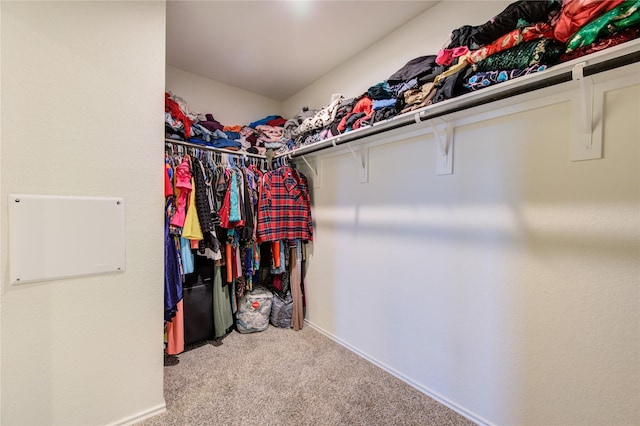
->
[8,194,126,285]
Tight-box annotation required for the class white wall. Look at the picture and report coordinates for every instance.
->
[1,2,166,425]
[304,79,640,426]
[283,0,511,116]
[305,74,640,426]
[166,65,283,126]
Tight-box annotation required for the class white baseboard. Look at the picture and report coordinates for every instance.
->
[108,401,167,426]
[304,319,493,426]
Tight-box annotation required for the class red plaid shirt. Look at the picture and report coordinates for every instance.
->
[256,166,313,242]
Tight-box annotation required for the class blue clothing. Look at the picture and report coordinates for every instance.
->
[191,124,229,142]
[390,78,419,97]
[372,98,397,110]
[249,115,280,128]
[180,237,194,275]
[189,137,242,150]
[210,138,242,149]
[229,170,241,222]
[164,218,183,322]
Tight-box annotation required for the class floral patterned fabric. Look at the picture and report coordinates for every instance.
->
[464,65,548,92]
[468,23,555,64]
[473,39,564,72]
[560,26,640,61]
[565,0,640,52]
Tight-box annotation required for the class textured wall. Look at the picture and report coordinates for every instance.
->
[282,1,511,116]
[166,65,283,126]
[1,2,166,424]
[304,82,640,424]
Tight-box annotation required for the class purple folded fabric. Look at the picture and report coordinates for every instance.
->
[199,114,224,132]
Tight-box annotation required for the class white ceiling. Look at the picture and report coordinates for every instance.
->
[166,1,439,101]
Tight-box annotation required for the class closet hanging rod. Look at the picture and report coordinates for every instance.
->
[164,138,267,159]
[280,41,640,160]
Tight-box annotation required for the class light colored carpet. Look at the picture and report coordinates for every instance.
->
[138,324,475,426]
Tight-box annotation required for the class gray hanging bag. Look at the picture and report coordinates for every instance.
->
[270,291,293,328]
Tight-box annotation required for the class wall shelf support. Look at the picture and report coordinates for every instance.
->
[429,119,454,175]
[299,154,322,188]
[570,62,602,161]
[346,144,369,183]
[299,155,318,178]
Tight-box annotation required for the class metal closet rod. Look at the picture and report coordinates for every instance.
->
[165,138,268,159]
[282,49,640,159]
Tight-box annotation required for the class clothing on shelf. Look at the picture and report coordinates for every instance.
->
[472,38,565,73]
[165,96,288,156]
[467,22,555,65]
[559,25,640,62]
[480,1,560,43]
[271,0,639,155]
[564,0,640,52]
[463,64,548,91]
[554,0,626,43]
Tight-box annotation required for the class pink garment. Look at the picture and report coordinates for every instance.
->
[240,126,256,138]
[436,46,470,66]
[169,158,192,228]
[255,124,284,145]
[553,0,625,42]
[166,300,184,355]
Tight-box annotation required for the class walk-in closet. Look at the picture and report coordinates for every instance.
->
[1,1,638,425]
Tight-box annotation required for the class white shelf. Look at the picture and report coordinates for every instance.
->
[283,38,640,164]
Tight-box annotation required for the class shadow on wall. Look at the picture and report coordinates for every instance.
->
[301,91,639,424]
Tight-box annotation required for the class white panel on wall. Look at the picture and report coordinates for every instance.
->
[8,194,125,284]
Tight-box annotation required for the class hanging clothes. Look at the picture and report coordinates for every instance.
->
[181,178,203,241]
[192,158,222,260]
[170,157,192,228]
[166,300,184,355]
[166,142,281,341]
[290,240,304,331]
[256,165,313,243]
[180,237,195,275]
[164,158,185,354]
[164,215,182,322]
[212,262,234,338]
[165,139,312,342]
